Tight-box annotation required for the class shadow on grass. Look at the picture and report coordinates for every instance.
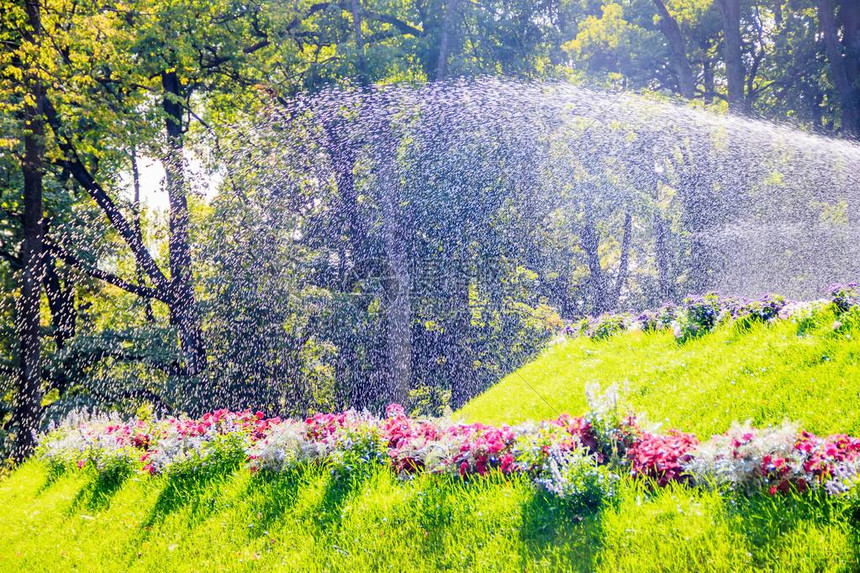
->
[727,488,860,568]
[313,467,374,531]
[143,459,243,529]
[243,467,305,537]
[36,463,68,495]
[518,490,606,570]
[68,465,135,513]
[405,472,606,570]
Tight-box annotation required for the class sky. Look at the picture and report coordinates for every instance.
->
[118,154,221,212]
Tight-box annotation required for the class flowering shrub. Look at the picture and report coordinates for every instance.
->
[636,304,677,333]
[381,404,444,474]
[560,285,860,343]
[583,383,641,463]
[588,314,629,340]
[730,294,787,330]
[247,420,319,473]
[138,410,274,476]
[628,430,698,486]
[829,283,859,313]
[37,398,860,509]
[37,411,146,476]
[531,446,617,512]
[683,423,860,496]
[672,293,724,341]
[449,423,520,476]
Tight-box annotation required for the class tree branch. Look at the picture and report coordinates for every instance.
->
[44,238,167,302]
[42,96,169,290]
[0,240,21,269]
[363,9,423,36]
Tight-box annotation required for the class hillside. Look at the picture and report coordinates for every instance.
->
[460,308,860,438]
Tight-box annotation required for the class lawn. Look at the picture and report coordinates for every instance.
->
[1,459,857,571]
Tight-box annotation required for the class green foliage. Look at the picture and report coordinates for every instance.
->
[407,385,452,418]
[164,432,249,479]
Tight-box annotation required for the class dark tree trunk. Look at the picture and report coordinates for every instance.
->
[447,246,473,408]
[376,122,412,405]
[131,148,154,322]
[320,119,381,410]
[676,146,717,293]
[609,212,633,308]
[842,0,859,81]
[436,0,461,80]
[716,0,746,111]
[435,15,473,406]
[818,0,860,138]
[579,204,608,315]
[161,71,207,384]
[653,213,674,303]
[349,0,369,83]
[702,55,715,104]
[43,253,75,350]
[648,164,675,303]
[652,0,696,99]
[43,252,76,395]
[13,0,46,462]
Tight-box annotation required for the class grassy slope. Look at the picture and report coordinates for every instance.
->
[1,461,857,572]
[2,312,860,571]
[460,311,860,438]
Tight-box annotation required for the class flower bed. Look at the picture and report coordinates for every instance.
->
[37,388,860,511]
[564,283,860,342]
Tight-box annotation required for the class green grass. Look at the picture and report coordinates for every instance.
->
[2,310,860,571]
[1,460,858,572]
[460,310,860,438]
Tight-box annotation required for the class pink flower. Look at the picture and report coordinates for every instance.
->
[385,404,406,418]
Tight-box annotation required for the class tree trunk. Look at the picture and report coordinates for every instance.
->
[702,55,715,104]
[436,0,461,80]
[349,0,369,83]
[43,253,75,351]
[842,0,859,81]
[435,15,472,406]
[609,212,633,308]
[579,204,608,315]
[818,0,860,138]
[43,252,76,395]
[376,124,412,405]
[653,213,674,303]
[676,146,716,293]
[161,71,207,385]
[716,0,746,111]
[13,0,46,462]
[320,119,381,409]
[447,246,473,408]
[131,148,154,322]
[652,0,696,99]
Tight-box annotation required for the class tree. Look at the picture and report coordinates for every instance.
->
[9,0,46,461]
[652,0,696,98]
[714,0,745,110]
[817,0,860,138]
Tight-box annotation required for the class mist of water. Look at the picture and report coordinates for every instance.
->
[11,77,860,416]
